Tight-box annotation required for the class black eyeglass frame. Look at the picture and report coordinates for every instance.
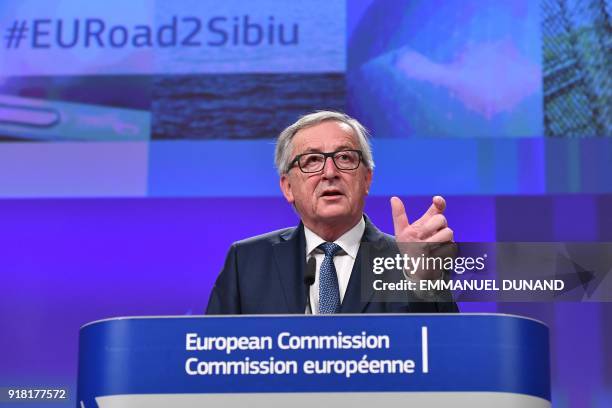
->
[289,149,364,173]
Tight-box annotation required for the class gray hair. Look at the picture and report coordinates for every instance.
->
[274,111,375,175]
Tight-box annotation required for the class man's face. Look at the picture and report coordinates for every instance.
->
[280,121,372,230]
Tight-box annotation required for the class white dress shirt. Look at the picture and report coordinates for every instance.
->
[304,217,365,314]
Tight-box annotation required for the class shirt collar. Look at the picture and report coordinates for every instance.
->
[304,216,365,259]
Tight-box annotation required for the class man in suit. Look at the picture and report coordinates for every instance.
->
[207,111,458,314]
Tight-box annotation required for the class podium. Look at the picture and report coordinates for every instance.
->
[77,314,550,407]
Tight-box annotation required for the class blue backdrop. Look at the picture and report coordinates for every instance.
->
[0,1,611,407]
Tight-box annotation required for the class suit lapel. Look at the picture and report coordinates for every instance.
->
[272,224,307,313]
[340,217,388,313]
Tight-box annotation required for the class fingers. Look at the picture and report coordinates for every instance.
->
[390,196,410,234]
[433,195,446,212]
[427,227,454,243]
[422,195,446,219]
[394,195,451,242]
[419,213,447,239]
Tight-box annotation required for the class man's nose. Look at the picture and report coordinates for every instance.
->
[322,156,339,179]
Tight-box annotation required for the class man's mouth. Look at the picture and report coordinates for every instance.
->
[320,190,344,197]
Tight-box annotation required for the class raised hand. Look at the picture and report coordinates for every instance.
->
[391,196,453,243]
[390,196,454,280]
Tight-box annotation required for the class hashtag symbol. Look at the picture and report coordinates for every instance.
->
[4,20,28,49]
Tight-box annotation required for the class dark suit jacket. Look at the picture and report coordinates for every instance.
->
[206,217,458,314]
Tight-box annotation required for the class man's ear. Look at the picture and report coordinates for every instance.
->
[280,174,295,203]
[365,168,373,194]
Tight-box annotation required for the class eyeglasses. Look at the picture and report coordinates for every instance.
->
[289,149,363,173]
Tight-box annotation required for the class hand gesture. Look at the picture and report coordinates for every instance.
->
[391,196,454,280]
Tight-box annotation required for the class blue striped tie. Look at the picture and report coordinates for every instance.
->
[318,242,342,314]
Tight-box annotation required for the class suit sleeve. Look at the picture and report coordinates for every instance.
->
[206,244,241,315]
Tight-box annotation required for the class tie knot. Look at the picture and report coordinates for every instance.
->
[319,242,342,257]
